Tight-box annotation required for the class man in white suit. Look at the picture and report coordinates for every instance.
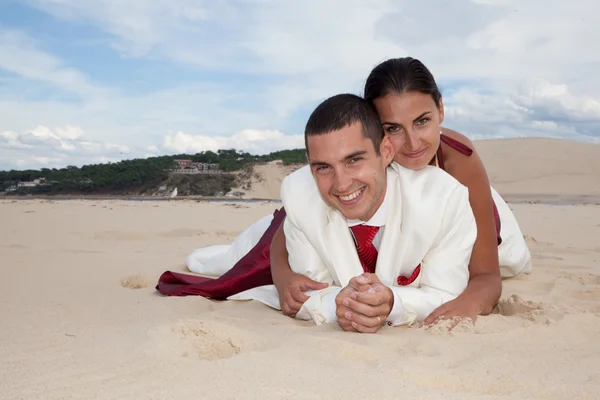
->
[229,93,477,333]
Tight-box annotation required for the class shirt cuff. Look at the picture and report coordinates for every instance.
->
[321,287,343,323]
[385,289,406,326]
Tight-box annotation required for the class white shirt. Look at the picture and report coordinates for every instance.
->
[322,186,405,325]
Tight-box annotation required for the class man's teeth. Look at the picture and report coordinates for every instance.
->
[340,188,363,201]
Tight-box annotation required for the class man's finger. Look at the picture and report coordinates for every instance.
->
[343,297,388,318]
[344,310,383,329]
[353,273,381,285]
[348,276,375,291]
[339,321,357,332]
[336,308,358,332]
[351,291,387,307]
[350,321,381,334]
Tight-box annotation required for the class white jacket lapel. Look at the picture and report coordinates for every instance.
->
[323,207,364,286]
[374,166,407,286]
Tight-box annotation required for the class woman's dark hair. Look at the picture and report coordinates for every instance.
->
[364,57,442,108]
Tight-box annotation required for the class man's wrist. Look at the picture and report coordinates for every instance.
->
[386,286,394,316]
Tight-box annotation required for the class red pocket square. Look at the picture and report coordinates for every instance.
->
[397,264,421,286]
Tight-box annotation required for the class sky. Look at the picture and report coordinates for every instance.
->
[0,0,599,170]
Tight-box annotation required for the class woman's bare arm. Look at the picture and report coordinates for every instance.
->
[424,129,502,323]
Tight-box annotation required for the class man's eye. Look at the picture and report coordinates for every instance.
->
[350,157,362,164]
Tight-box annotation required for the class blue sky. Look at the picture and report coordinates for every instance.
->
[1,0,599,170]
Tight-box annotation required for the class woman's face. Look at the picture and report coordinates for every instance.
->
[373,91,444,170]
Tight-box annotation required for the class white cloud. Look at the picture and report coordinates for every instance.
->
[0,0,599,170]
[0,125,133,170]
[162,129,304,155]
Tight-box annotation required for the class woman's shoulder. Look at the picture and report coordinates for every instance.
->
[439,128,490,188]
[440,128,476,156]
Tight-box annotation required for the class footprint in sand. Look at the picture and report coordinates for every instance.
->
[93,231,147,241]
[572,287,600,301]
[560,272,600,286]
[524,235,538,246]
[420,317,483,335]
[224,204,249,209]
[493,294,563,324]
[121,274,150,289]
[157,228,205,238]
[495,294,542,316]
[153,319,264,360]
[533,253,564,261]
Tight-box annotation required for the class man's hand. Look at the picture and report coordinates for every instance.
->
[336,274,394,334]
[273,270,329,318]
[334,285,363,332]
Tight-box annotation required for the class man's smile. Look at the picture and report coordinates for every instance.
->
[337,187,366,204]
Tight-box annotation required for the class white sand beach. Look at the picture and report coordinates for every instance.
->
[1,138,600,399]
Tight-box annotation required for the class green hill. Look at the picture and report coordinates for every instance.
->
[0,148,307,196]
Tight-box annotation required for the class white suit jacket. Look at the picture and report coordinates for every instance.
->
[278,162,477,326]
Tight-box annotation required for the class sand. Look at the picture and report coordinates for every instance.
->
[228,160,302,200]
[474,138,600,203]
[228,138,600,203]
[1,137,600,399]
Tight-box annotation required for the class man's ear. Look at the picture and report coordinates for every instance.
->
[380,135,395,166]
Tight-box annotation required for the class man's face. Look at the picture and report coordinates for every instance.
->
[307,122,394,221]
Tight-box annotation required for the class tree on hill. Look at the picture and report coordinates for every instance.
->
[0,148,307,194]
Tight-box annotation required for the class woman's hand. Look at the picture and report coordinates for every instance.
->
[273,270,328,317]
[423,294,481,328]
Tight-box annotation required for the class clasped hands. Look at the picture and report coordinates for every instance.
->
[275,269,393,334]
[335,273,394,333]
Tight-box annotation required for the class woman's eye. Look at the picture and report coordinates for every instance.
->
[385,125,401,133]
[416,118,429,126]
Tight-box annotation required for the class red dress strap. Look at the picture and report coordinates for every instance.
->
[436,134,502,246]
[440,134,474,156]
[436,134,473,170]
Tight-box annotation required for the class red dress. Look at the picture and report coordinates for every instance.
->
[156,134,502,298]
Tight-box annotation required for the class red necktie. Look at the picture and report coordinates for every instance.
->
[350,225,380,273]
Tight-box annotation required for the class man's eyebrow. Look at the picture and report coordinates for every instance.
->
[309,160,330,168]
[381,111,432,126]
[343,151,367,162]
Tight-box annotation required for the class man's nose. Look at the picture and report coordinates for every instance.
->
[333,168,353,193]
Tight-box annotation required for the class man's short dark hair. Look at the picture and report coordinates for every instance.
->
[304,93,384,155]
